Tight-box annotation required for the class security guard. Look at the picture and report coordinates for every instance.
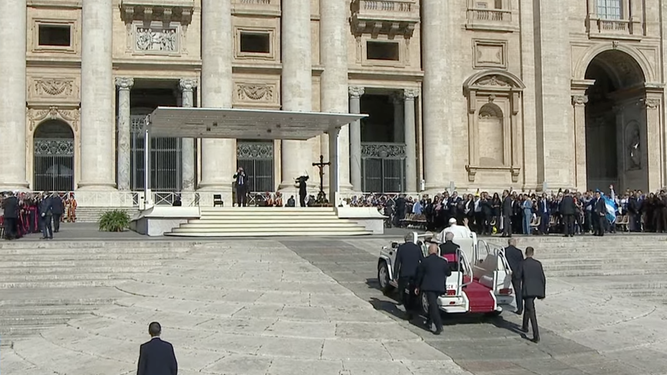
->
[394,233,424,320]
[415,243,451,335]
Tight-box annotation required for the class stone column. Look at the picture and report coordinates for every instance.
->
[0,0,28,190]
[404,89,419,193]
[279,0,313,192]
[320,0,351,195]
[392,93,404,143]
[645,98,662,191]
[200,0,235,200]
[179,79,197,192]
[80,0,115,189]
[572,94,588,191]
[422,0,453,191]
[115,78,133,191]
[349,87,364,192]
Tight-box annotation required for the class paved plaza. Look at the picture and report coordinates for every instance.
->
[1,228,667,374]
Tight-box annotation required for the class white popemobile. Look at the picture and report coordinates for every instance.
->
[377,231,515,317]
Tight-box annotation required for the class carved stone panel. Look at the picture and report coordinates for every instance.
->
[28,77,80,105]
[133,24,180,54]
[27,106,80,133]
[233,81,280,108]
[473,39,507,69]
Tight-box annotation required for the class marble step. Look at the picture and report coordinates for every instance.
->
[166,230,372,237]
[0,266,149,275]
[0,279,128,289]
[0,253,185,262]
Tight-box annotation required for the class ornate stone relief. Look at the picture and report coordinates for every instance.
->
[572,95,588,106]
[644,98,660,109]
[135,26,179,52]
[349,86,365,99]
[361,143,406,158]
[29,78,79,104]
[473,40,507,69]
[477,76,513,87]
[237,141,274,160]
[27,106,80,133]
[237,84,274,101]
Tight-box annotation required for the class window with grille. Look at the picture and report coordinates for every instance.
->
[597,0,622,20]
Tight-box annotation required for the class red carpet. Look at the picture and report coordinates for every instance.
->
[463,276,496,313]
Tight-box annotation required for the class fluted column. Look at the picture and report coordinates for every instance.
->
[279,0,313,192]
[0,0,28,190]
[349,87,364,192]
[115,78,133,191]
[179,79,197,191]
[422,0,453,191]
[404,89,419,193]
[80,0,115,189]
[320,0,351,196]
[200,0,235,198]
[572,94,588,191]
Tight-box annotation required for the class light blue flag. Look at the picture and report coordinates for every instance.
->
[601,194,617,224]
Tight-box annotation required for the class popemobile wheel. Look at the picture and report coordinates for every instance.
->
[420,291,430,316]
[485,310,502,318]
[377,261,394,294]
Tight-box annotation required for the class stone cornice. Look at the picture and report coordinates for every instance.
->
[120,0,195,25]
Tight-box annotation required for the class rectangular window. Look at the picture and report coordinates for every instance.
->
[367,41,400,61]
[597,0,622,20]
[38,24,71,47]
[240,32,270,54]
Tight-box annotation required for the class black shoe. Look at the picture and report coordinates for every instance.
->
[531,337,540,343]
[515,310,523,315]
[434,329,442,335]
[520,327,529,333]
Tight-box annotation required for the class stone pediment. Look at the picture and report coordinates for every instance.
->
[120,0,194,25]
[350,0,420,38]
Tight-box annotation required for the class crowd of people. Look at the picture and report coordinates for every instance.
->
[1,191,77,240]
[346,185,667,236]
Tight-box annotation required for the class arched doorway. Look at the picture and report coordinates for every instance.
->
[33,120,75,191]
[584,50,647,192]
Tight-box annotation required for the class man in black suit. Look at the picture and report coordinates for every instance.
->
[39,194,54,240]
[504,238,524,314]
[394,233,424,319]
[593,191,607,236]
[137,322,178,375]
[439,232,460,255]
[501,190,513,237]
[559,189,576,237]
[1,192,19,240]
[233,168,248,207]
[51,193,64,233]
[415,243,451,335]
[296,175,309,207]
[518,246,546,343]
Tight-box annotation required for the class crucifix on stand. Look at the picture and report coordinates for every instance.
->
[312,154,331,204]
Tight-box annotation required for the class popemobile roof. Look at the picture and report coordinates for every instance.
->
[146,107,368,140]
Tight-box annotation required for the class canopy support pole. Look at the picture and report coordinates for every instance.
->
[143,115,153,208]
[327,126,341,207]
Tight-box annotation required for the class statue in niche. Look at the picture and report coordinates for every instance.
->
[627,127,641,170]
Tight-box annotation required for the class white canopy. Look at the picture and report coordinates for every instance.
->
[146,106,367,140]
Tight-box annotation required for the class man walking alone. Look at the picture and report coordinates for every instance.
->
[518,246,546,343]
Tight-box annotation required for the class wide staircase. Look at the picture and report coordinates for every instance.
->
[75,207,139,223]
[165,207,372,237]
[0,240,192,346]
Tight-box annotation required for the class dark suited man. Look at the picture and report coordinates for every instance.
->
[296,175,308,207]
[536,195,550,235]
[593,191,607,236]
[393,233,424,320]
[439,232,459,255]
[51,194,64,232]
[137,322,178,375]
[518,246,546,343]
[1,192,19,240]
[233,168,248,207]
[39,194,54,240]
[415,243,451,335]
[504,238,524,314]
[559,189,576,237]
[501,190,513,237]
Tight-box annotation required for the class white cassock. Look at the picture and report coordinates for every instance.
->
[435,225,473,243]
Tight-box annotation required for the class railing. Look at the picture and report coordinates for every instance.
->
[358,0,415,13]
[588,17,641,38]
[468,8,512,22]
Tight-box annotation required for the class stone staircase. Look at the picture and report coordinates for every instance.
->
[0,241,192,346]
[165,207,372,237]
[74,207,139,223]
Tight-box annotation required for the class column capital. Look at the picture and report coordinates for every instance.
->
[179,78,198,92]
[571,94,588,106]
[115,77,134,90]
[644,98,661,109]
[348,86,365,99]
[404,88,420,100]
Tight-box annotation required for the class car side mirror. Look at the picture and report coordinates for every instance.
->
[391,242,398,249]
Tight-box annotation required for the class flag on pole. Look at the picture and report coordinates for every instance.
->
[601,194,617,224]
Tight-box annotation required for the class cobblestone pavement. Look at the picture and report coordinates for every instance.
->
[280,239,667,375]
[0,241,472,375]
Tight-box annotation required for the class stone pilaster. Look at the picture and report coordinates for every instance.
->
[572,94,588,191]
[404,89,419,193]
[0,0,28,190]
[280,0,313,194]
[79,0,115,190]
[320,0,351,194]
[179,79,198,191]
[199,0,235,198]
[422,0,453,191]
[392,93,404,143]
[115,77,134,191]
[348,86,364,192]
[645,97,663,191]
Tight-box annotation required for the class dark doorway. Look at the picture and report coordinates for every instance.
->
[33,120,75,191]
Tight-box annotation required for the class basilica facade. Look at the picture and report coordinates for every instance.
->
[1,0,666,206]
